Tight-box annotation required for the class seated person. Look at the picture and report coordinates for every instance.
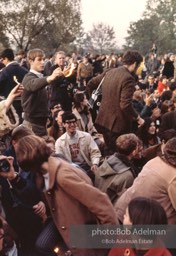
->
[137,117,160,149]
[94,133,141,204]
[55,111,102,180]
[132,90,145,114]
[132,128,176,174]
[159,106,176,133]
[16,134,117,256]
[72,92,104,153]
[47,103,62,130]
[47,109,65,141]
[1,125,46,253]
[115,137,176,225]
[142,128,176,164]
[109,197,171,256]
[144,74,157,92]
[157,75,168,94]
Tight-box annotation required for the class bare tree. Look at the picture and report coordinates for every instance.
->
[88,22,117,54]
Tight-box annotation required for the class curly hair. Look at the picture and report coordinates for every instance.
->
[115,133,141,155]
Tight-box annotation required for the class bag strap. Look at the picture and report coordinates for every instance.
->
[94,76,105,95]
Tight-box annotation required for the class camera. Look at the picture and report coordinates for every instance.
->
[0,159,10,173]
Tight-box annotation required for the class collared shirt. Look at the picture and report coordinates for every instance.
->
[5,61,18,67]
[30,69,44,78]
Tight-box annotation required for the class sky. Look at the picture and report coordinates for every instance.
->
[81,0,148,47]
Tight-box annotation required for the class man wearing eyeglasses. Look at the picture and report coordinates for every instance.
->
[55,111,101,180]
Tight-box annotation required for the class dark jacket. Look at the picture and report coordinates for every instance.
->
[162,61,174,79]
[132,99,144,114]
[21,72,49,125]
[0,167,43,248]
[0,62,27,97]
[49,64,73,111]
[159,110,176,133]
[95,66,138,133]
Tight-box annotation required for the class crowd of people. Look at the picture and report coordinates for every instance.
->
[0,46,176,256]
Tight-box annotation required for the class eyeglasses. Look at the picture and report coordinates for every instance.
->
[64,120,77,124]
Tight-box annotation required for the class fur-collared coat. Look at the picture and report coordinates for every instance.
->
[0,100,19,137]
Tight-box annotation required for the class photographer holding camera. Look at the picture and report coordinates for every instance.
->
[0,131,47,256]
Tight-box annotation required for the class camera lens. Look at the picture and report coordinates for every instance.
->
[0,159,10,173]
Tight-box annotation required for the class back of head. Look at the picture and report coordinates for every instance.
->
[161,90,172,102]
[128,197,167,225]
[42,135,55,152]
[160,100,174,114]
[16,134,52,171]
[42,135,55,145]
[169,81,176,92]
[62,111,77,123]
[11,125,34,142]
[0,48,14,61]
[122,50,143,66]
[159,129,176,143]
[163,137,176,167]
[115,133,140,155]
